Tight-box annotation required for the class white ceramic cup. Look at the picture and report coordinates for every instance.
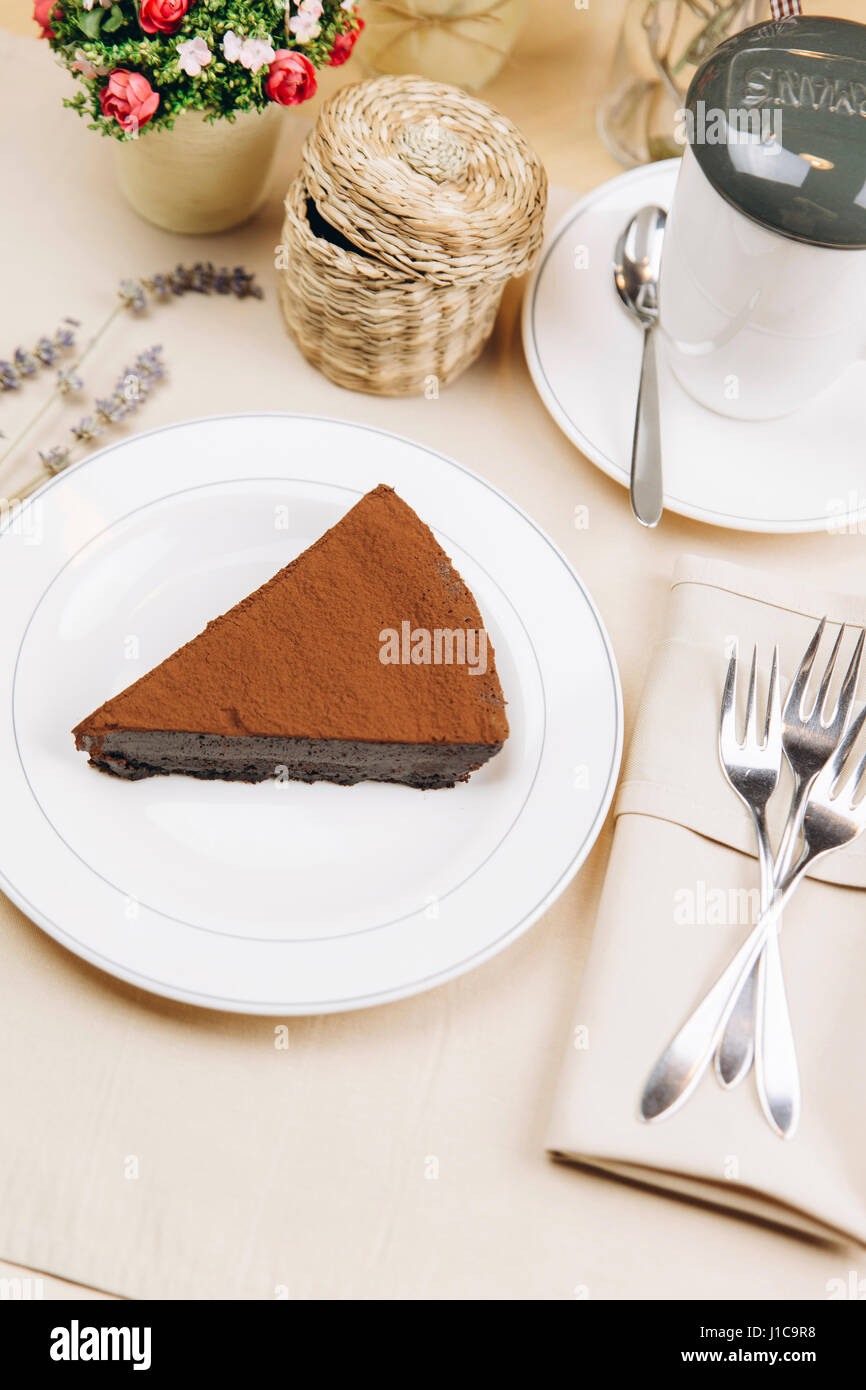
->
[659,144,866,421]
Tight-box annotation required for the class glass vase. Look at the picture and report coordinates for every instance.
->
[359,0,528,93]
[598,0,768,167]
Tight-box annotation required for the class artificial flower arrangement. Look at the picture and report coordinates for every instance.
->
[35,0,365,138]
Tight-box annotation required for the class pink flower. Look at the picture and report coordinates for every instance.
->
[328,16,364,66]
[221,29,244,62]
[71,47,109,78]
[221,30,275,73]
[264,50,317,106]
[177,36,211,76]
[288,11,320,43]
[99,70,160,134]
[139,0,191,36]
[238,37,275,72]
[33,0,59,38]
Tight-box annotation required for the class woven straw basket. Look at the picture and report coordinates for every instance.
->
[278,76,547,396]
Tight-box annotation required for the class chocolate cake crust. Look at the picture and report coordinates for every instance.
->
[77,730,503,790]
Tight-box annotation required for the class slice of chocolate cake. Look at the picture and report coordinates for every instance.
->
[72,485,508,789]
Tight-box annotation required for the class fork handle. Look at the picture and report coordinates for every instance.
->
[751,778,805,1137]
[714,807,802,1136]
[641,868,804,1122]
[774,771,813,889]
[756,925,801,1138]
[714,966,756,1088]
[714,804,774,1088]
[642,909,781,1121]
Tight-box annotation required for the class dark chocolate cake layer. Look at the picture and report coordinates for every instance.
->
[77,731,503,789]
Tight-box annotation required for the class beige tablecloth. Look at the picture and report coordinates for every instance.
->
[2,11,866,1300]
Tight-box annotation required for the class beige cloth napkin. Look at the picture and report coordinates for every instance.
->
[548,554,866,1246]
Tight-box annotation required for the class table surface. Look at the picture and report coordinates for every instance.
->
[1,0,864,1301]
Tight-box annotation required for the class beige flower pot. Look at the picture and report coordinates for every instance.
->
[113,106,283,235]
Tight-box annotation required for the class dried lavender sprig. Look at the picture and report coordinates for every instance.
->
[129,264,263,309]
[57,367,84,396]
[143,263,264,302]
[14,346,168,502]
[0,323,78,394]
[122,264,264,308]
[63,346,166,447]
[0,268,258,475]
[0,269,260,471]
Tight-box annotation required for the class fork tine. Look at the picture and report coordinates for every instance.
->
[846,745,866,807]
[744,645,759,745]
[814,623,845,723]
[829,701,866,794]
[833,627,865,729]
[784,616,826,721]
[765,644,781,747]
[719,644,738,752]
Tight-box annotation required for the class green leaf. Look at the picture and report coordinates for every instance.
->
[77,9,103,39]
[102,6,125,33]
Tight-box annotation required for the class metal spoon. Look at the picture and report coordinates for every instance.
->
[613,205,667,528]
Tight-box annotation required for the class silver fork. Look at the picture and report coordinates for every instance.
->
[715,646,795,1134]
[714,622,863,1135]
[641,700,866,1124]
[775,619,864,886]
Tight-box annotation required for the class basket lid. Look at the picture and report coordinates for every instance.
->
[686,16,866,249]
[301,76,548,286]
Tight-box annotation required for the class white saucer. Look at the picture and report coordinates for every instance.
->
[0,414,622,1015]
[523,161,866,534]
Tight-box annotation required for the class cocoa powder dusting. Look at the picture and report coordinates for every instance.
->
[73,486,509,747]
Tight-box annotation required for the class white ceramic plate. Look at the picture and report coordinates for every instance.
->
[0,414,622,1014]
[523,161,866,534]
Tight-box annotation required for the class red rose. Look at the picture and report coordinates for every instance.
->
[139,0,190,35]
[264,50,317,107]
[99,70,160,134]
[33,0,59,38]
[328,17,364,67]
